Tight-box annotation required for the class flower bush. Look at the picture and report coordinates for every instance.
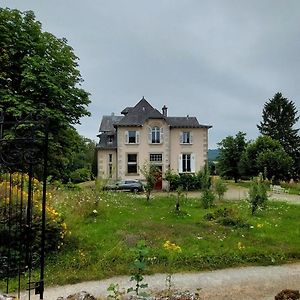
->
[0,173,67,278]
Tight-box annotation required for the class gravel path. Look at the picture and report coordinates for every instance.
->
[224,186,300,204]
[168,187,300,204]
[17,263,300,300]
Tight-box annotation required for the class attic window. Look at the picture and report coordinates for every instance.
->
[108,135,113,143]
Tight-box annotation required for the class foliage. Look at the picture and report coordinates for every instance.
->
[66,136,96,183]
[163,240,182,293]
[175,186,184,211]
[0,173,66,278]
[248,174,268,215]
[0,8,90,181]
[240,136,293,183]
[203,207,250,228]
[201,189,215,209]
[257,92,300,179]
[217,132,247,183]
[69,167,92,184]
[164,168,211,191]
[127,240,149,296]
[107,283,125,300]
[214,178,228,200]
[200,165,211,190]
[140,162,158,201]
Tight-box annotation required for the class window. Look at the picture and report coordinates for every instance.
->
[179,153,195,173]
[127,154,137,174]
[108,135,113,144]
[150,153,162,162]
[180,131,193,144]
[108,154,113,177]
[149,126,163,144]
[152,127,160,143]
[125,131,140,144]
[182,154,191,172]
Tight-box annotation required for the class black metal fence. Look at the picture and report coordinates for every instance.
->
[0,112,48,299]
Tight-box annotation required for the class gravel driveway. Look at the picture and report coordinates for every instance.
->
[17,263,300,300]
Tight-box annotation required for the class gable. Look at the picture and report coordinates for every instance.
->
[117,97,165,127]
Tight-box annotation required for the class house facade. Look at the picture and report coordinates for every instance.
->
[97,97,212,189]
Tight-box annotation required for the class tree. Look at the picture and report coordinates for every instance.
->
[66,134,97,183]
[140,162,158,201]
[257,92,300,179]
[240,136,293,182]
[248,174,268,215]
[217,132,247,183]
[0,8,90,180]
[214,178,228,201]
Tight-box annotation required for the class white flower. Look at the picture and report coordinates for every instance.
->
[93,209,98,214]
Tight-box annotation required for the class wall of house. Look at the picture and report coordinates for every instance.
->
[97,149,117,180]
[116,119,170,186]
[169,127,208,173]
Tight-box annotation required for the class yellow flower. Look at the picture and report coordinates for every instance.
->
[163,240,182,252]
[238,241,245,250]
[257,223,264,228]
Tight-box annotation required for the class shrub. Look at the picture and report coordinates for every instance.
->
[248,174,268,215]
[69,167,92,183]
[203,207,250,228]
[214,178,228,200]
[0,173,67,278]
[201,189,215,209]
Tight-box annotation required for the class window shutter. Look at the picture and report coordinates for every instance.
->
[191,153,196,172]
[125,131,129,143]
[148,127,152,143]
[160,127,164,143]
[180,132,183,143]
[136,131,140,144]
[178,154,183,173]
[190,132,193,144]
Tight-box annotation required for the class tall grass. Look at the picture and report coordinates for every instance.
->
[3,186,300,290]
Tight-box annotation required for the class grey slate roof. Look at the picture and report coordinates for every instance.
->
[121,107,133,115]
[98,98,212,148]
[166,117,212,128]
[97,132,117,149]
[116,98,165,127]
[99,115,123,133]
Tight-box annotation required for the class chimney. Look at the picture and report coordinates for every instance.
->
[162,105,168,117]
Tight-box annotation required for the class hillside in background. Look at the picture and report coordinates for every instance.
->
[208,149,219,161]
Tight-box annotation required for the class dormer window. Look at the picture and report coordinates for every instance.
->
[149,126,164,144]
[108,135,113,143]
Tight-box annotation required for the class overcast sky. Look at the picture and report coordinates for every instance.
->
[2,0,300,148]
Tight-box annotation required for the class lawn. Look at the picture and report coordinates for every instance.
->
[3,185,300,290]
[42,186,300,285]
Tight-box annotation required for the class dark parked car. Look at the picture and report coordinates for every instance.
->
[104,180,144,192]
[117,180,144,192]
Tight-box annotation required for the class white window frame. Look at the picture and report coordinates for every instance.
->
[148,126,164,144]
[149,153,163,163]
[125,130,140,144]
[180,131,193,144]
[178,153,195,173]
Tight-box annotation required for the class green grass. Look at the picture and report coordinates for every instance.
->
[3,187,300,290]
